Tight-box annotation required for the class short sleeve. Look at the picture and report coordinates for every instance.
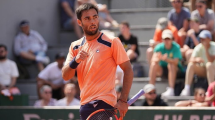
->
[185,37,190,46]
[208,10,215,21]
[153,43,162,52]
[153,29,162,42]
[167,10,172,21]
[38,66,50,81]
[184,8,191,19]
[64,43,76,66]
[207,84,213,97]
[11,62,19,77]
[191,45,200,57]
[112,38,130,65]
[130,36,138,45]
[173,44,182,60]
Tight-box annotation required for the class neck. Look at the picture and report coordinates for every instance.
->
[146,99,154,106]
[66,96,74,103]
[0,58,7,62]
[165,44,172,50]
[58,64,63,69]
[175,8,182,13]
[199,9,206,17]
[42,99,50,105]
[85,31,100,41]
[122,32,131,40]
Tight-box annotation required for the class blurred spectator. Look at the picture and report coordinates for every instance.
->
[37,52,66,100]
[77,0,119,28]
[60,0,83,38]
[142,84,168,106]
[0,44,19,90]
[175,88,209,107]
[180,30,215,96]
[205,81,215,106]
[14,20,49,71]
[168,0,190,44]
[190,0,215,12]
[181,16,202,61]
[191,0,215,38]
[149,30,183,97]
[118,22,139,62]
[55,83,80,106]
[116,85,122,101]
[34,85,57,107]
[147,17,181,64]
[115,66,124,85]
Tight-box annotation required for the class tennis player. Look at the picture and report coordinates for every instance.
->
[62,3,133,120]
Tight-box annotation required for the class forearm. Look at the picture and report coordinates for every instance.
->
[8,78,17,88]
[165,58,179,65]
[62,2,75,18]
[62,64,76,81]
[205,94,215,102]
[120,66,133,101]
[37,78,52,85]
[175,101,190,106]
[191,36,200,46]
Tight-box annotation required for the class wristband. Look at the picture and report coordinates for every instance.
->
[69,57,80,69]
[118,99,127,104]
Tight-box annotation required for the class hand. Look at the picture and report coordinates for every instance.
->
[50,83,60,90]
[161,53,168,61]
[115,101,128,120]
[75,50,89,63]
[195,57,204,63]
[187,29,195,38]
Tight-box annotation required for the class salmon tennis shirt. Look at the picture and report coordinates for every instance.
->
[64,32,130,107]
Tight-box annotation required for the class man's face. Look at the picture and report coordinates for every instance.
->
[171,0,183,9]
[195,89,206,102]
[41,89,52,101]
[201,37,210,46]
[56,58,65,68]
[190,21,199,29]
[163,38,173,48]
[144,90,157,101]
[64,85,76,97]
[20,25,30,35]
[78,9,99,36]
[196,2,206,12]
[0,47,7,60]
[119,24,129,34]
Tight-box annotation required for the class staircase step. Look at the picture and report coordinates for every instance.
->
[110,8,171,25]
[110,0,171,9]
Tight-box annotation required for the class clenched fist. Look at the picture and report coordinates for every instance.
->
[75,50,89,63]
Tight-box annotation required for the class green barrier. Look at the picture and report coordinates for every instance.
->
[0,95,28,106]
[0,106,215,120]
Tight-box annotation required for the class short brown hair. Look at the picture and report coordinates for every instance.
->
[121,21,130,28]
[75,3,99,20]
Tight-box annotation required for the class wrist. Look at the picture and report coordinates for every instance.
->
[118,99,127,104]
[69,57,80,69]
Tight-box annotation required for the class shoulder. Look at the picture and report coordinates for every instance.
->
[6,59,16,64]
[30,30,40,35]
[15,33,24,40]
[210,41,215,47]
[46,62,58,69]
[182,7,190,13]
[194,43,203,50]
[56,98,66,105]
[34,100,41,106]
[207,9,214,14]
[191,10,198,15]
[168,9,175,14]
[131,34,137,39]
[73,98,80,102]
[154,43,164,50]
[99,33,118,47]
[70,37,85,50]
[172,42,180,48]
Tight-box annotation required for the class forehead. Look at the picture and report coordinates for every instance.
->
[81,9,98,18]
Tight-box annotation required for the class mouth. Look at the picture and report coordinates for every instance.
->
[89,25,97,31]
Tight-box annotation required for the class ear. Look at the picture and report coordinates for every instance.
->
[77,19,82,27]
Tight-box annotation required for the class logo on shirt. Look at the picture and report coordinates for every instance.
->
[169,53,173,58]
[93,103,98,108]
[96,49,99,53]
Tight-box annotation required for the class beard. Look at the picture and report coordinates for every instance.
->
[82,23,99,36]
[0,56,6,60]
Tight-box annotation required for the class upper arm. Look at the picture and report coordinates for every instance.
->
[38,68,50,80]
[119,61,132,72]
[11,62,19,77]
[112,38,130,65]
[173,46,182,60]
